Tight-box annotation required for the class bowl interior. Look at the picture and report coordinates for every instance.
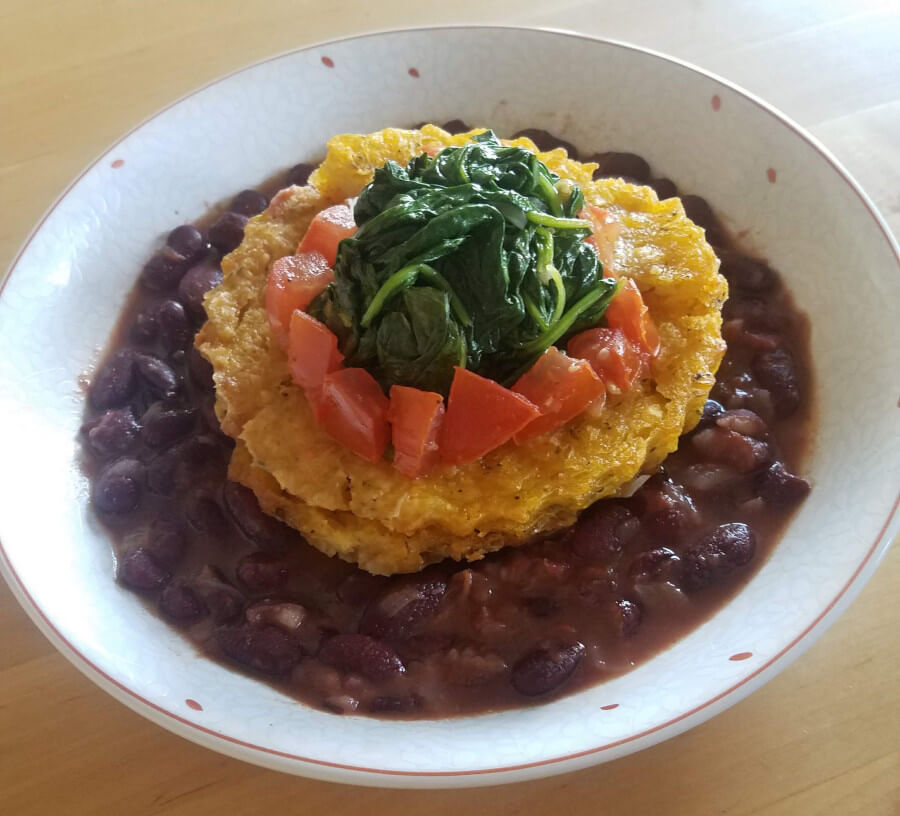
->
[1,27,898,787]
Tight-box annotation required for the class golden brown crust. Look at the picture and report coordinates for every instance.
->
[198,127,727,574]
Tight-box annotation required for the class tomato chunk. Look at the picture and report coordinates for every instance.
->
[388,386,445,478]
[605,278,660,356]
[315,368,390,463]
[512,347,606,443]
[439,368,540,465]
[297,204,357,267]
[579,203,622,273]
[266,251,333,348]
[567,327,646,393]
[288,310,343,390]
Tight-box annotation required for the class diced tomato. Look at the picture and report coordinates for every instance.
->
[439,368,540,465]
[605,278,660,356]
[315,368,390,463]
[266,251,334,348]
[567,327,646,393]
[511,347,606,443]
[296,204,357,267]
[388,386,445,478]
[579,203,622,273]
[287,310,343,390]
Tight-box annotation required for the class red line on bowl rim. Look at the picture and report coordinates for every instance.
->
[1,26,899,779]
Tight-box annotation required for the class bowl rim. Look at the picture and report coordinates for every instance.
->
[2,23,898,785]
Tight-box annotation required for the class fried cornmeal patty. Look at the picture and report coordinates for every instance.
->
[197,126,727,575]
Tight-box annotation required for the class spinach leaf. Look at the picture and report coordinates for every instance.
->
[308,130,617,395]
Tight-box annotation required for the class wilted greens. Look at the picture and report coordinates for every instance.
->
[308,130,617,395]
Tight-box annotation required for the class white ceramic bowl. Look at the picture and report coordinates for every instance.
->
[1,26,898,788]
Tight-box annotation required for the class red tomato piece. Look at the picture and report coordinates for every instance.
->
[511,347,606,443]
[579,203,622,273]
[266,251,334,348]
[296,204,357,267]
[315,368,390,463]
[605,278,660,356]
[287,310,343,390]
[567,327,646,393]
[439,368,540,466]
[388,386,445,479]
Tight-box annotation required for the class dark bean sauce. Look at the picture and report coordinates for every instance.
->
[80,124,813,718]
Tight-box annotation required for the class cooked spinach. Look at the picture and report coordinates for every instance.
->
[308,130,617,395]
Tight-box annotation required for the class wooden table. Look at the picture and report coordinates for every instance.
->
[1,1,898,813]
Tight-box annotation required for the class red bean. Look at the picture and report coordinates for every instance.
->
[691,427,771,473]
[140,247,188,292]
[511,641,585,696]
[590,152,650,183]
[82,408,140,458]
[166,224,207,263]
[193,565,244,623]
[718,250,776,293]
[649,177,678,199]
[208,211,248,254]
[130,310,158,344]
[514,128,579,158]
[144,519,187,568]
[185,492,231,539]
[753,348,801,417]
[159,583,208,623]
[177,256,222,321]
[681,523,756,591]
[441,119,471,135]
[140,402,197,448]
[629,548,680,583]
[715,408,769,438]
[632,475,698,538]
[216,624,302,674]
[245,601,307,633]
[319,634,406,682]
[92,458,144,514]
[155,299,192,354]
[359,576,447,640]
[188,347,214,391]
[90,350,137,410]
[236,552,289,592]
[118,548,169,591]
[223,481,289,547]
[609,599,642,637]
[756,461,810,507]
[285,162,316,186]
[134,352,180,398]
[230,189,269,217]
[571,503,639,561]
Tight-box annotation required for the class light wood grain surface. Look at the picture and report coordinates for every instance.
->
[1,1,898,813]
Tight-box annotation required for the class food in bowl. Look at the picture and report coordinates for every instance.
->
[81,123,811,717]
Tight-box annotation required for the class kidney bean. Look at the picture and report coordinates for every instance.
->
[441,119,471,135]
[285,162,315,187]
[719,250,776,293]
[511,641,585,696]
[144,519,187,568]
[756,461,811,507]
[141,247,190,292]
[681,522,756,591]
[82,408,139,458]
[236,552,289,592]
[230,189,269,217]
[92,458,144,514]
[514,128,579,158]
[608,599,642,637]
[130,310,158,344]
[223,481,288,547]
[319,634,406,682]
[166,224,206,263]
[571,503,639,561]
[680,195,725,245]
[359,576,447,640]
[155,299,192,354]
[118,548,169,591]
[90,350,137,410]
[177,256,222,321]
[186,492,231,539]
[159,583,208,623]
[632,475,698,538]
[216,624,302,674]
[134,352,179,398]
[140,402,197,447]
[208,211,248,254]
[629,548,681,583]
[691,427,771,473]
[590,151,650,183]
[648,177,678,199]
[753,348,801,417]
[697,398,725,429]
